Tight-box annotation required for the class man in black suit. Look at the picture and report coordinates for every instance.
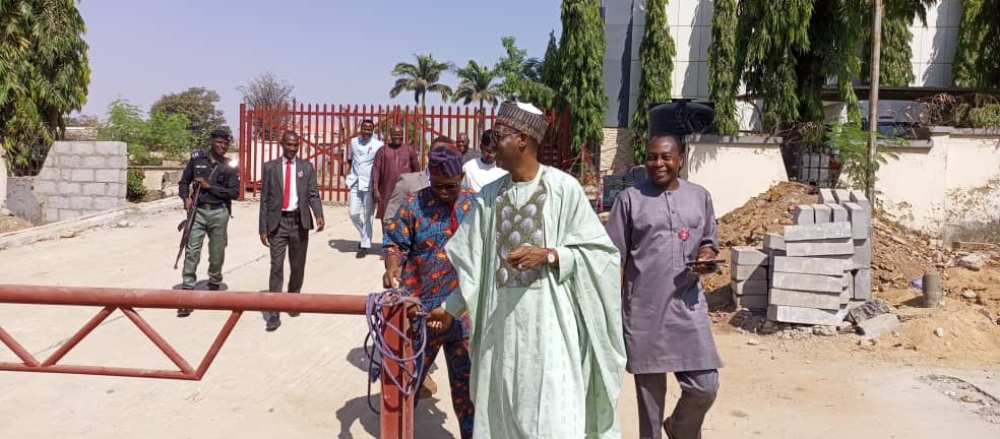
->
[258,130,325,332]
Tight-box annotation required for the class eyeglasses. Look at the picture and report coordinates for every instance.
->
[490,126,521,144]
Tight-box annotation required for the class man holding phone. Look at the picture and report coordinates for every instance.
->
[605,133,722,439]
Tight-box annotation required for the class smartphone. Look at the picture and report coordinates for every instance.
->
[684,259,727,266]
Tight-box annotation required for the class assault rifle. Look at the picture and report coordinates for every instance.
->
[174,184,203,270]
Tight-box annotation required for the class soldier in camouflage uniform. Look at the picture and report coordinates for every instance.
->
[176,129,241,317]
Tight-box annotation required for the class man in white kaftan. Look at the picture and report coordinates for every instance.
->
[429,101,626,438]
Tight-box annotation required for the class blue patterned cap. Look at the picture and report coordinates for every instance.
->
[428,145,463,177]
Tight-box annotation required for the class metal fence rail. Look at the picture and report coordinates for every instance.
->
[0,285,416,439]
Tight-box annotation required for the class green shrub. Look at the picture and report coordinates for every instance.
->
[962,104,1000,128]
[126,168,147,202]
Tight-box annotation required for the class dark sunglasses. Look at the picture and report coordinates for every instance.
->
[431,183,460,191]
[490,127,522,144]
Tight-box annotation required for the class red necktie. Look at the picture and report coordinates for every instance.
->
[282,160,292,209]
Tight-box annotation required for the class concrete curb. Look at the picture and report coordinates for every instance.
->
[0,197,181,251]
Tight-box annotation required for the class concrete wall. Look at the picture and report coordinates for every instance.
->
[681,134,788,217]
[6,177,41,223]
[877,128,1000,236]
[598,130,790,218]
[6,141,128,223]
[600,127,636,175]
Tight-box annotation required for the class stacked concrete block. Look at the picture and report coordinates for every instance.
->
[843,191,873,300]
[763,232,785,289]
[765,193,855,324]
[769,222,853,319]
[30,141,128,223]
[731,247,769,310]
[763,189,875,325]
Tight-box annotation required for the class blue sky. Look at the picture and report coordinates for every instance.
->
[75,0,563,128]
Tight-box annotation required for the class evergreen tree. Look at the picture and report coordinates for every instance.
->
[737,0,867,129]
[494,37,556,108]
[558,0,607,161]
[954,0,985,87]
[954,0,1000,90]
[796,0,867,124]
[630,0,675,163]
[736,0,814,131]
[708,0,739,135]
[540,31,562,108]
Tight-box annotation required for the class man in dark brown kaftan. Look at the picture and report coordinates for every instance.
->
[605,135,722,439]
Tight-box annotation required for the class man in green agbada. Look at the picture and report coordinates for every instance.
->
[427,101,626,438]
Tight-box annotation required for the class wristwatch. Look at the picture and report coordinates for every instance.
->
[546,248,557,265]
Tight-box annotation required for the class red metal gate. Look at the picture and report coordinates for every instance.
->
[237,103,571,202]
[0,285,418,439]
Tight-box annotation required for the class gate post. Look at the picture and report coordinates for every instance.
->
[238,102,249,201]
[380,301,415,439]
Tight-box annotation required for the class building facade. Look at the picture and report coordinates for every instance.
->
[601,0,964,129]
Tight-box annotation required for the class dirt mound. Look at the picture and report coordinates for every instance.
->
[0,215,33,234]
[715,181,815,248]
[870,218,941,291]
[872,281,1000,365]
[702,182,818,296]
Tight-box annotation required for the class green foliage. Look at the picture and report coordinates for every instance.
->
[97,99,193,164]
[708,0,739,136]
[494,36,557,108]
[540,31,562,96]
[952,0,1000,90]
[737,0,814,130]
[738,0,867,130]
[0,0,91,176]
[954,0,985,87]
[920,93,1000,128]
[558,0,607,159]
[861,0,936,87]
[961,103,1000,127]
[126,168,147,202]
[150,87,227,149]
[827,123,901,203]
[630,0,675,164]
[797,0,867,124]
[389,54,454,106]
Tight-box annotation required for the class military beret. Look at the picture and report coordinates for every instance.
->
[210,128,232,140]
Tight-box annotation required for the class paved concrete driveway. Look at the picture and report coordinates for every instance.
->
[1,201,998,438]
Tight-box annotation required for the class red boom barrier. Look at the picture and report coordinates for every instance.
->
[0,285,416,439]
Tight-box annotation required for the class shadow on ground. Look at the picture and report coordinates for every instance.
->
[170,280,230,291]
[706,284,736,313]
[327,239,382,256]
[336,394,455,439]
[346,346,439,378]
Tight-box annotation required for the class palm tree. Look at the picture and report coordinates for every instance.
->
[452,60,502,127]
[389,54,454,107]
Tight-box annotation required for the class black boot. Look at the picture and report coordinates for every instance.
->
[177,287,194,317]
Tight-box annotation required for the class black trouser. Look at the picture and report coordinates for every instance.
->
[264,211,309,321]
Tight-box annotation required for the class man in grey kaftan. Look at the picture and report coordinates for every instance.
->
[605,134,722,439]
